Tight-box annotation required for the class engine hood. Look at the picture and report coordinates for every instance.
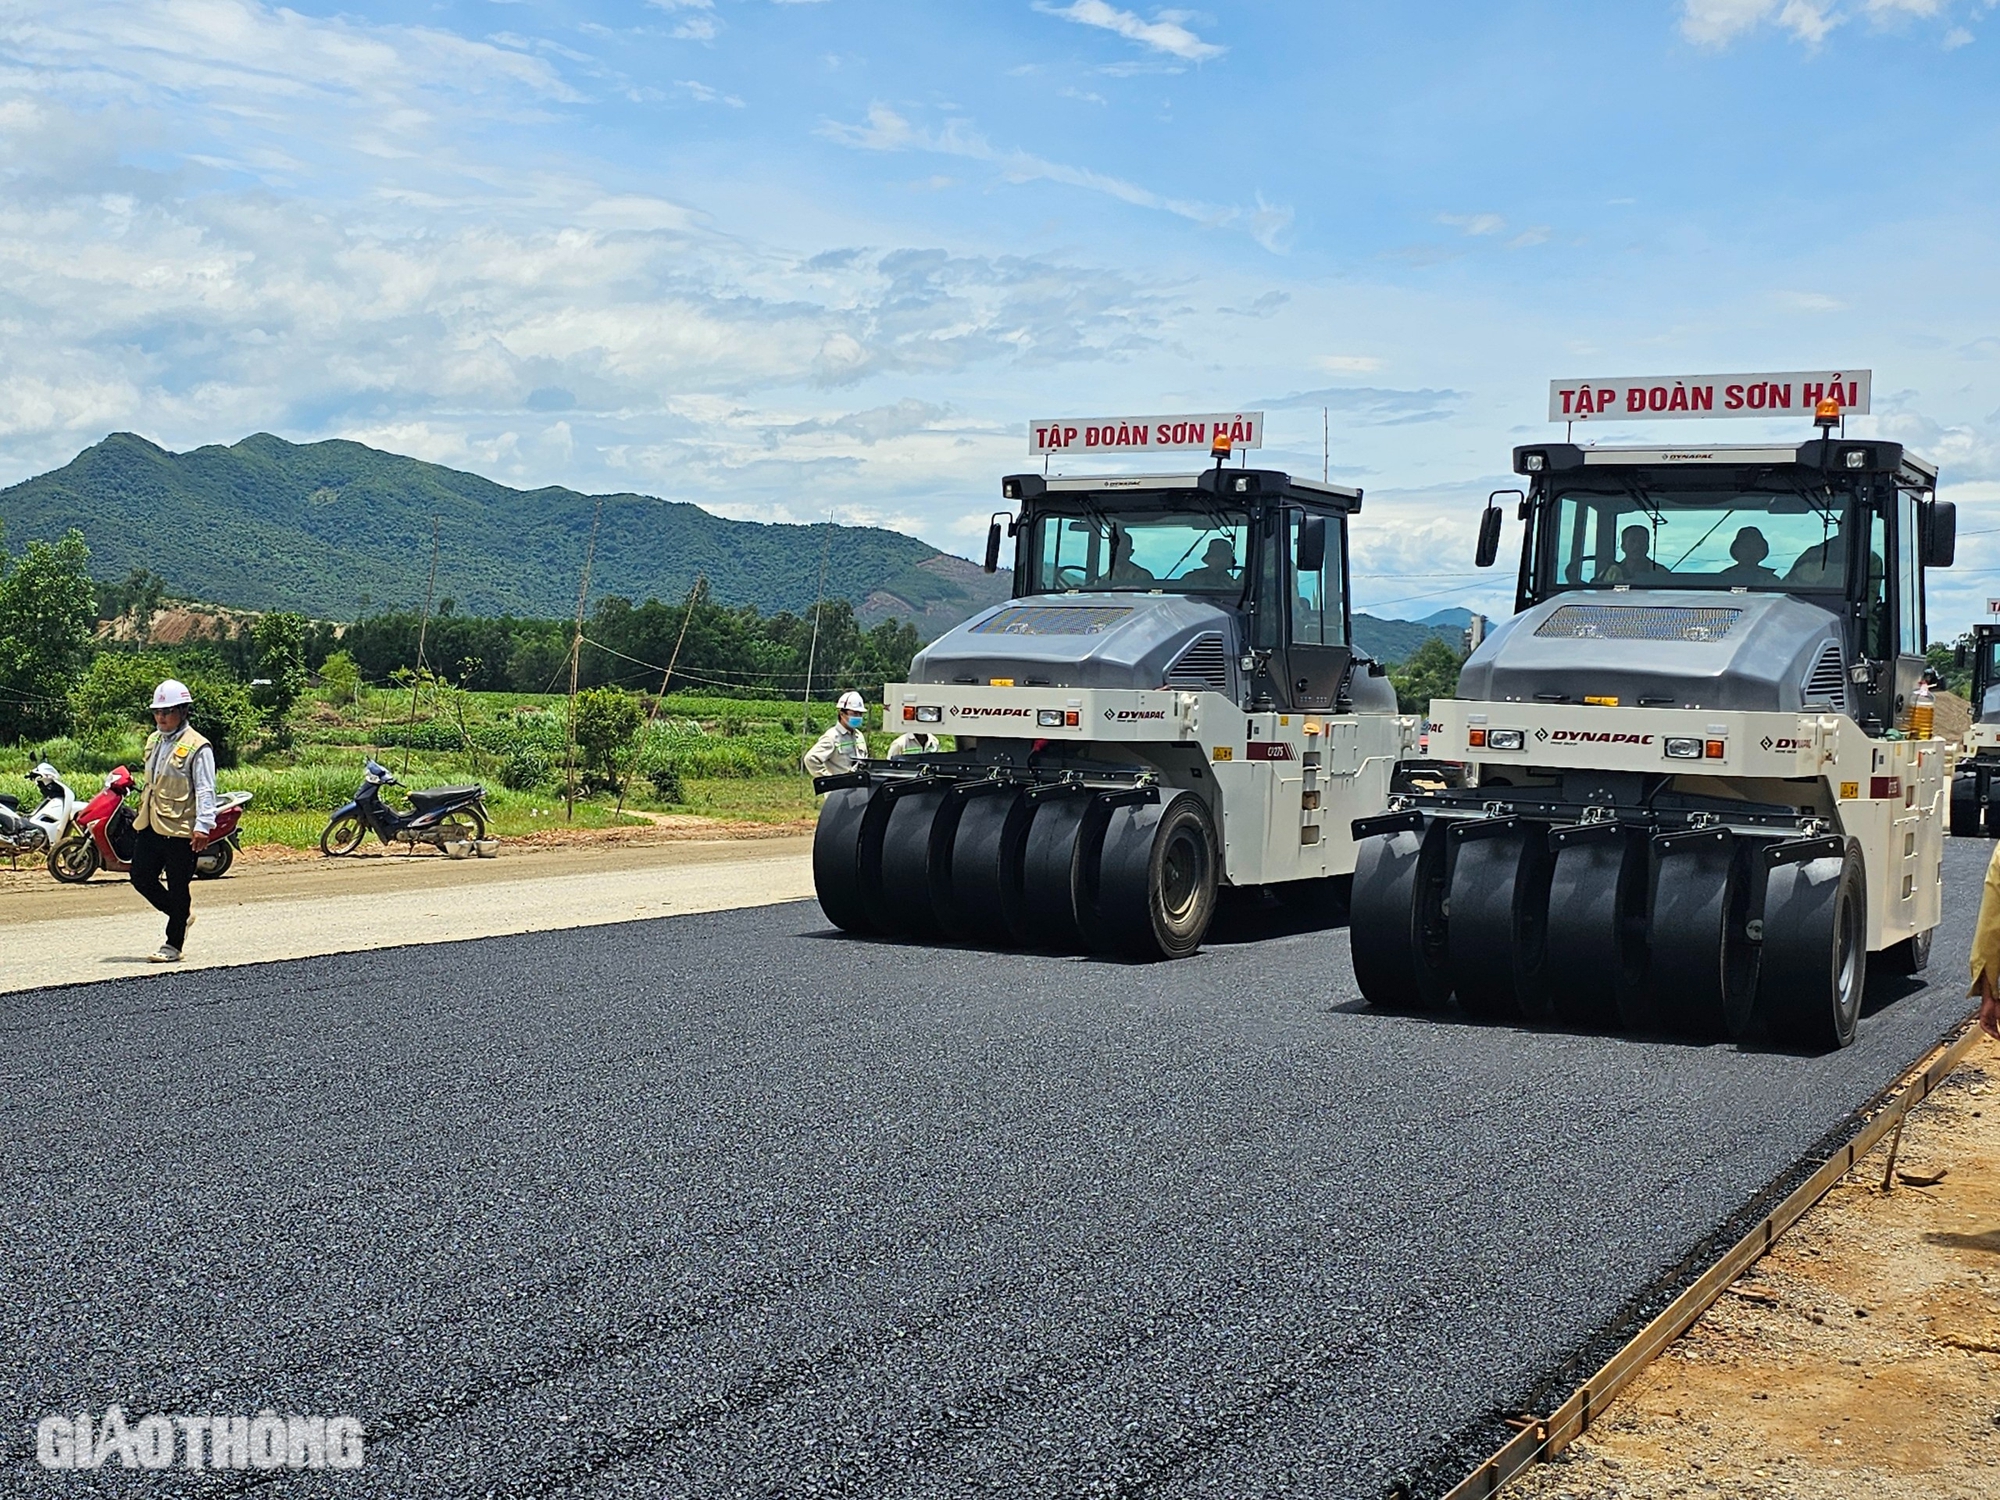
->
[1455,590,1850,715]
[907,592,1242,696]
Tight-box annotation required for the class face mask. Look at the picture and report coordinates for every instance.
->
[844,714,863,729]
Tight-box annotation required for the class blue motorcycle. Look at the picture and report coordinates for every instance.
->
[319,759,489,856]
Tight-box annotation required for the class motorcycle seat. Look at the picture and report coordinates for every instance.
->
[0,795,16,810]
[407,784,482,810]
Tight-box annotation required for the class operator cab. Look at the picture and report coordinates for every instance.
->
[1958,624,2000,724]
[989,469,1363,712]
[1496,440,1954,733]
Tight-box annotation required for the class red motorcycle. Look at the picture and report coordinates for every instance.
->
[48,766,250,883]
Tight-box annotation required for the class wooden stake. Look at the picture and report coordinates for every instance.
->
[403,516,440,776]
[563,498,604,822]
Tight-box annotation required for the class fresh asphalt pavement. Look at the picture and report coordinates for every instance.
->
[2,840,1990,1499]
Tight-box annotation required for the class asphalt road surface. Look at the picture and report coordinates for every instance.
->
[3,840,1989,1499]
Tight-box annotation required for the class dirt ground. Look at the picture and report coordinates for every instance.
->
[1510,1048,2000,1500]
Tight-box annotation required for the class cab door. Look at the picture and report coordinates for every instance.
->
[1283,509,1351,710]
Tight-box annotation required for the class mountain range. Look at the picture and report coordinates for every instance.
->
[0,432,1010,633]
[1,432,1472,660]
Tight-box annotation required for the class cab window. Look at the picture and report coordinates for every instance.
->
[1289,511,1345,647]
[1897,489,1924,654]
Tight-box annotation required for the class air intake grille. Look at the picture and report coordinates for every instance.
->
[1535,604,1743,642]
[1163,633,1229,692]
[971,605,1135,636]
[1802,640,1846,704]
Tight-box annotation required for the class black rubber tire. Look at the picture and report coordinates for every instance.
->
[947,789,1034,946]
[194,841,233,879]
[1446,825,1555,1022]
[1650,833,1761,1039]
[1349,823,1451,1010]
[320,813,366,856]
[48,835,98,884]
[436,805,488,844]
[812,785,891,935]
[875,788,952,936]
[1019,795,1099,950]
[1092,792,1218,961]
[1879,923,1934,976]
[1758,848,1866,1051]
[1544,833,1650,1030]
[1951,774,1984,837]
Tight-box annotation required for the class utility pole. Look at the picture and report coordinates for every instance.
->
[403,517,440,776]
[563,498,603,822]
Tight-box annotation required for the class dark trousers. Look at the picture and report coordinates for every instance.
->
[131,827,196,949]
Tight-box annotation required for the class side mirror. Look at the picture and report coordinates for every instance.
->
[1475,507,1504,569]
[1922,499,1957,568]
[1296,515,1327,574]
[983,512,1008,574]
[1956,642,1969,670]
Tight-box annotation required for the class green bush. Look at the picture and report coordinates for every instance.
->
[68,652,260,767]
[572,686,643,793]
[213,763,362,814]
[500,745,551,791]
[644,759,685,803]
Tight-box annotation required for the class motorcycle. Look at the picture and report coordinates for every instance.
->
[48,766,250,883]
[0,763,81,863]
[319,760,492,857]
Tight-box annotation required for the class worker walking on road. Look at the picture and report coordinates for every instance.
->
[803,690,869,780]
[133,679,217,963]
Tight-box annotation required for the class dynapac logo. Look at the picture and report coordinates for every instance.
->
[1103,708,1168,722]
[1547,730,1656,745]
[1761,736,1809,751]
[949,705,1034,719]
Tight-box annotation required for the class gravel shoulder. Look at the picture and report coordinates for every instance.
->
[1509,1050,2000,1500]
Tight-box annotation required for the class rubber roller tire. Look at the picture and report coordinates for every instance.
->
[1017,795,1096,950]
[1951,773,1986,838]
[812,785,891,936]
[1649,834,1760,1039]
[1880,924,1934,976]
[1544,832,1650,1030]
[875,787,955,936]
[947,789,1034,946]
[1092,792,1217,961]
[1757,847,1866,1051]
[1348,824,1451,1010]
[1446,825,1555,1022]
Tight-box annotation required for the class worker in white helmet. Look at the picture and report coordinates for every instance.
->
[133,679,217,963]
[803,691,870,780]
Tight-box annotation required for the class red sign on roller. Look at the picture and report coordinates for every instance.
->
[1549,370,1871,422]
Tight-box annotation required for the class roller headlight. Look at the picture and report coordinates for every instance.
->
[1486,729,1525,751]
[913,705,942,724]
[1037,709,1065,727]
[1664,736,1703,760]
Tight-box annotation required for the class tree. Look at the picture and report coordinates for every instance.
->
[571,686,643,793]
[69,651,261,767]
[0,526,97,743]
[317,649,362,706]
[251,611,310,742]
[1390,634,1465,715]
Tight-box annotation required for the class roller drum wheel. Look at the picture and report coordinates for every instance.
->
[947,789,1034,946]
[1349,824,1451,1010]
[1951,773,1987,838]
[812,785,891,935]
[1649,835,1760,1039]
[1880,924,1934,976]
[1446,826,1555,1021]
[1758,848,1866,1051]
[875,788,953,936]
[1092,793,1217,961]
[1544,833,1650,1030]
[1018,796,1098,950]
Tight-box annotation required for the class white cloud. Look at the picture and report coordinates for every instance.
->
[677,79,745,107]
[1680,0,1983,46]
[1035,1,1226,62]
[1314,356,1384,373]
[1439,212,1507,236]
[819,103,1288,247]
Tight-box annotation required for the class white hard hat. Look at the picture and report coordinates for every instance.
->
[837,691,866,714]
[151,679,193,710]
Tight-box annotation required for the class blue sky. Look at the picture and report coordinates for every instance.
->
[3,0,1999,623]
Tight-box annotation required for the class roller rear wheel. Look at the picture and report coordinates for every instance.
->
[1446,824,1555,1022]
[1092,793,1217,961]
[1758,848,1866,1051]
[1349,824,1451,1010]
[1650,832,1760,1038]
[1544,832,1650,1030]
[1880,924,1934,975]
[947,789,1034,946]
[813,785,891,935]
[1951,774,1987,838]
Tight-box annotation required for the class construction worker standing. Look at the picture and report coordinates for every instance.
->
[1970,840,2000,1041]
[803,690,869,780]
[887,726,940,760]
[133,679,216,963]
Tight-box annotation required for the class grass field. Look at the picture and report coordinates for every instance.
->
[6,686,831,851]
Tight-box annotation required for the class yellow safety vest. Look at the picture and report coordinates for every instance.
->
[136,727,211,839]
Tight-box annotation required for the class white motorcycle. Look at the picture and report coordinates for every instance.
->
[0,763,81,863]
